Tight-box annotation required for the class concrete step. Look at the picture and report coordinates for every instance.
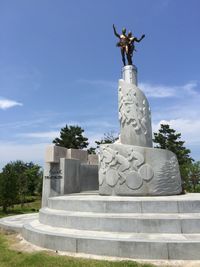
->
[22,219,200,260]
[39,207,200,234]
[48,193,200,213]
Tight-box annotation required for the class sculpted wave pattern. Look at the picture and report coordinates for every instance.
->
[99,145,154,190]
[119,86,151,140]
[153,156,182,195]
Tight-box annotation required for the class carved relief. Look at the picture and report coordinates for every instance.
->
[153,156,182,195]
[99,145,154,190]
[119,86,151,140]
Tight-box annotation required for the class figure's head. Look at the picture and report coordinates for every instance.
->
[122,27,126,34]
[128,31,132,37]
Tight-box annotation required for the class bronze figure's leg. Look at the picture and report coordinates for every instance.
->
[121,48,126,66]
[127,51,132,65]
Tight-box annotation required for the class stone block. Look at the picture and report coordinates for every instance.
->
[67,149,88,163]
[45,145,67,163]
[42,162,64,207]
[80,163,99,191]
[61,158,81,194]
[88,154,99,165]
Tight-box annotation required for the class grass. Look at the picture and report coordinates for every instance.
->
[0,197,41,218]
[0,231,154,267]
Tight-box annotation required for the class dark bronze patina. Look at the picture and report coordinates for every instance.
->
[113,24,145,66]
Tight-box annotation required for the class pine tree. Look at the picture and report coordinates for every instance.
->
[153,124,193,166]
[53,125,89,149]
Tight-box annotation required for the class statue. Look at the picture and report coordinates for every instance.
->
[113,24,145,66]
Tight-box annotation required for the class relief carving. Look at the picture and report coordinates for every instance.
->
[153,156,182,195]
[119,86,151,139]
[99,145,154,190]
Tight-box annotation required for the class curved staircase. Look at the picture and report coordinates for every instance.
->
[22,192,200,260]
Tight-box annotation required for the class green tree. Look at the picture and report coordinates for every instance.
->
[0,164,18,213]
[53,125,89,149]
[87,147,96,155]
[153,124,193,190]
[87,132,118,154]
[25,162,43,196]
[13,161,28,207]
[95,132,118,149]
[153,124,193,166]
[0,161,43,211]
[184,161,200,192]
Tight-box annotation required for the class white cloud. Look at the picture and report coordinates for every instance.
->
[0,98,23,110]
[153,119,200,145]
[139,81,198,98]
[20,131,59,139]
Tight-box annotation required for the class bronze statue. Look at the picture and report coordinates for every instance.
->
[113,24,145,66]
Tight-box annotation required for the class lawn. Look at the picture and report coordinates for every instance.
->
[0,231,154,267]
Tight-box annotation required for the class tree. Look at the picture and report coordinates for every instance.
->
[184,161,200,192]
[95,132,118,149]
[0,161,42,212]
[0,164,18,212]
[153,124,193,166]
[153,124,193,190]
[25,162,43,196]
[53,125,89,149]
[87,132,119,154]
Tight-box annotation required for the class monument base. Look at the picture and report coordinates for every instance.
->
[99,143,182,196]
[2,192,200,260]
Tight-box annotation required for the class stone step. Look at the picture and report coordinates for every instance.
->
[48,193,200,213]
[39,207,200,234]
[22,219,200,260]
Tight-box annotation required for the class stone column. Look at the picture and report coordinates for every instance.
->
[119,65,152,147]
[122,65,138,85]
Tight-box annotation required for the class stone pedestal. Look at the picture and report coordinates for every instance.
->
[99,65,182,196]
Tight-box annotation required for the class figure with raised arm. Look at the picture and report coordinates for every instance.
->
[113,24,145,66]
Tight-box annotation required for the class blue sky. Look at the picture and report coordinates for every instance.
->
[0,0,200,169]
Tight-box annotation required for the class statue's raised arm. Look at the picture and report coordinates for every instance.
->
[113,24,120,38]
[134,34,145,43]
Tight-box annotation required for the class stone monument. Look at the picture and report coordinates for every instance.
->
[99,27,182,196]
[2,25,200,261]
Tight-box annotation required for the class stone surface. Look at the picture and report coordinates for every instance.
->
[119,79,152,147]
[45,145,67,163]
[67,149,88,163]
[2,193,200,260]
[0,213,38,233]
[80,164,99,191]
[42,162,64,207]
[99,65,182,196]
[88,154,98,165]
[99,143,182,196]
[122,65,138,85]
[42,146,98,206]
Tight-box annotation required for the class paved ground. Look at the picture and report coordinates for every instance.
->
[0,213,38,232]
